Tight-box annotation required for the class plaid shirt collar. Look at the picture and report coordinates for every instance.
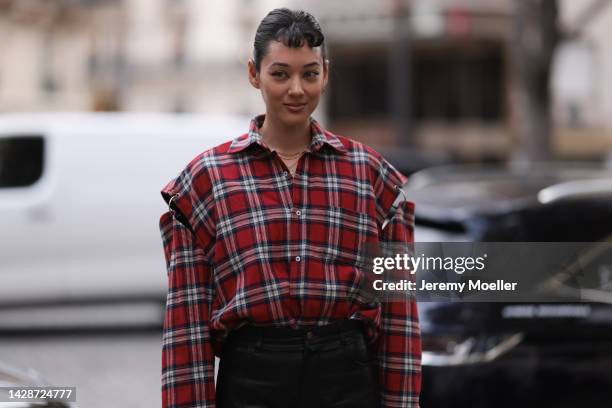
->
[227,114,347,155]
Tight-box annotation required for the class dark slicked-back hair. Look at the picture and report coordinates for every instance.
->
[253,8,326,71]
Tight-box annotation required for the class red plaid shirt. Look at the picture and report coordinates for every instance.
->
[160,115,421,407]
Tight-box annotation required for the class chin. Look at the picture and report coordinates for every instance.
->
[279,111,312,126]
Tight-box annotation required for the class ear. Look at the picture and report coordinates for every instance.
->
[247,59,260,89]
[322,59,330,89]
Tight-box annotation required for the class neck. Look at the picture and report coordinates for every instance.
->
[260,114,311,153]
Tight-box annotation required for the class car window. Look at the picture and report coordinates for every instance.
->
[0,136,44,188]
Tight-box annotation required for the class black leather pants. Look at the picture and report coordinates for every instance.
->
[216,320,380,408]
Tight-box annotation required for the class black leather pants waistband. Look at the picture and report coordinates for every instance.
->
[225,319,365,350]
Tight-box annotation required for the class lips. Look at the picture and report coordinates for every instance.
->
[284,103,307,112]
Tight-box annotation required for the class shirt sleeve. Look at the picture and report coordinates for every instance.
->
[160,156,217,250]
[160,210,217,408]
[372,158,422,408]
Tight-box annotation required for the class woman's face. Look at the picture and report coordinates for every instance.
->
[248,40,328,128]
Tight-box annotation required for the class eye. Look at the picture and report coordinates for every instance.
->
[271,71,288,79]
[304,71,320,80]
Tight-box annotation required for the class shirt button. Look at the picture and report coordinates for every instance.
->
[295,256,301,262]
[295,210,302,216]
[283,170,289,177]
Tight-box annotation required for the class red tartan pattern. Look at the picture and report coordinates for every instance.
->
[160,115,421,407]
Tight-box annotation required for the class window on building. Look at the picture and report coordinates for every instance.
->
[0,136,44,188]
[328,57,389,119]
[413,43,504,122]
[328,41,505,123]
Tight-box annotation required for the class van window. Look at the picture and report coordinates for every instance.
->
[0,136,44,188]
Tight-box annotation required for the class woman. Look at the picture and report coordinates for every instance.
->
[160,8,420,408]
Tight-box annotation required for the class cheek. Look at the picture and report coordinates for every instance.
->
[305,84,324,100]
[261,84,285,102]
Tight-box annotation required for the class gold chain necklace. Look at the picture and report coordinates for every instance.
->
[276,150,304,160]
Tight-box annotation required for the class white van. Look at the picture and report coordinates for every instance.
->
[0,112,248,329]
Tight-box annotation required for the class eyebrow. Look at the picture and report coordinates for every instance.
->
[269,62,321,69]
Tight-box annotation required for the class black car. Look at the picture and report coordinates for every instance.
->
[406,163,612,408]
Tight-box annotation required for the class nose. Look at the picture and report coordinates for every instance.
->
[287,76,304,97]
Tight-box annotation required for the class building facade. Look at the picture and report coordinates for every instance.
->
[0,0,610,160]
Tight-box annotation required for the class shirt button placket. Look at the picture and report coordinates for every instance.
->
[294,210,302,265]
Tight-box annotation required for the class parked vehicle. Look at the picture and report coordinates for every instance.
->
[0,113,247,330]
[406,163,612,407]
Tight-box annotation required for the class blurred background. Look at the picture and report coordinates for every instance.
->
[1,0,612,162]
[0,0,612,407]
